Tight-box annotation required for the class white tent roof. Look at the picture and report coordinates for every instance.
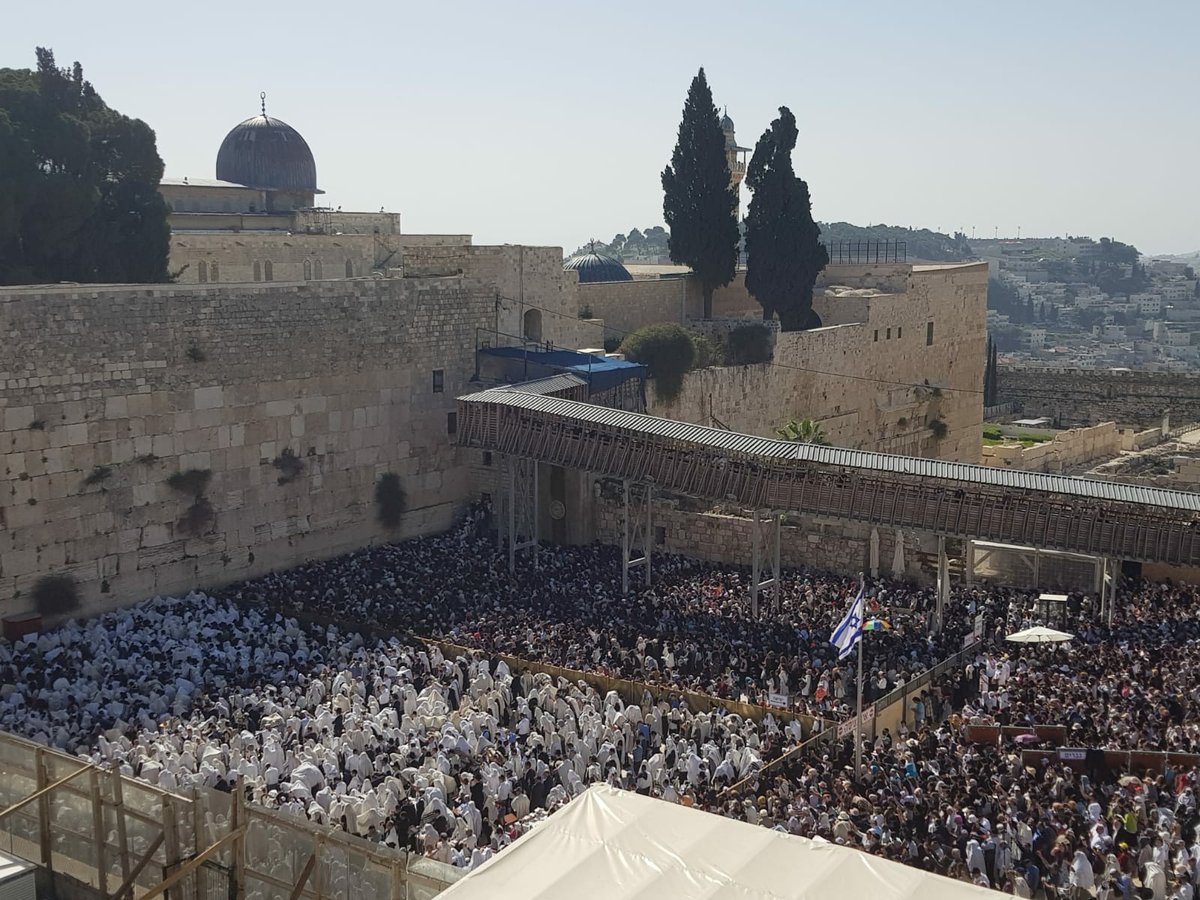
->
[438,785,998,900]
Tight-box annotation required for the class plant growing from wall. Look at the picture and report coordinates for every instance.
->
[725,324,773,364]
[166,468,214,535]
[273,448,305,485]
[777,418,828,445]
[167,468,211,497]
[375,472,406,529]
[929,417,948,440]
[32,574,80,617]
[83,465,112,487]
[579,304,593,319]
[619,323,696,402]
[186,343,206,363]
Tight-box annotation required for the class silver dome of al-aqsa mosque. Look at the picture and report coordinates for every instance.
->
[215,93,319,193]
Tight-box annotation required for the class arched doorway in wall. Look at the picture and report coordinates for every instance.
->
[303,259,313,280]
[523,308,542,342]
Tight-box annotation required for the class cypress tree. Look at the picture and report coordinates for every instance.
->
[661,68,739,320]
[744,106,829,331]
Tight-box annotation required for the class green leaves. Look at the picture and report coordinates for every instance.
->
[0,48,169,285]
[745,106,828,332]
[661,68,739,318]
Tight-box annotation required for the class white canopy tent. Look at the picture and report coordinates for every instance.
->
[1005,625,1075,643]
[438,785,999,900]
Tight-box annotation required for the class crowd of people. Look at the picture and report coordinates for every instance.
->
[2,510,1200,897]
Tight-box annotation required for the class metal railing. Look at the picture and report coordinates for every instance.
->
[823,240,907,265]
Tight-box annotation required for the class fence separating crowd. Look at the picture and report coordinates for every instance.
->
[0,730,460,900]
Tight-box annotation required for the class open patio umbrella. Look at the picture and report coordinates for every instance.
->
[1005,626,1075,643]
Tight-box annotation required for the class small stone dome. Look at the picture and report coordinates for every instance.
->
[720,112,735,132]
[563,250,633,283]
[216,109,318,192]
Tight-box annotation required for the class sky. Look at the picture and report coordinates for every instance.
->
[4,0,1199,255]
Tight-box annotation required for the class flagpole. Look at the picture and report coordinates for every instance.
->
[855,571,864,776]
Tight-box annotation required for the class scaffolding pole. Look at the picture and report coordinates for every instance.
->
[934,535,950,634]
[505,455,539,573]
[622,479,652,594]
[751,510,781,618]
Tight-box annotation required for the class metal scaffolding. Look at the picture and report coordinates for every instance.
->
[621,480,653,594]
[500,455,539,572]
[750,510,781,618]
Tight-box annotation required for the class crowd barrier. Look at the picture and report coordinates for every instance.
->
[1021,747,1200,778]
[868,641,981,740]
[0,731,460,900]
[963,724,1069,746]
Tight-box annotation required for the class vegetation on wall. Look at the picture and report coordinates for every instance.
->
[689,332,723,369]
[375,473,406,529]
[272,448,305,485]
[166,468,211,497]
[619,323,696,402]
[83,465,112,487]
[0,48,170,285]
[929,417,948,440]
[983,337,999,407]
[32,574,80,617]
[661,68,739,320]
[745,107,828,332]
[725,324,773,365]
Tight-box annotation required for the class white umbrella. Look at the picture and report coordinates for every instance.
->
[1005,626,1074,643]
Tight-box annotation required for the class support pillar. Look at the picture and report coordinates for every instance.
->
[751,510,781,618]
[1107,558,1119,627]
[505,455,538,573]
[892,529,906,578]
[965,540,975,585]
[934,535,950,634]
[1032,548,1041,588]
[869,528,880,579]
[621,480,652,594]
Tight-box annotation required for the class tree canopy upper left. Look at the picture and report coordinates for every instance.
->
[0,48,170,285]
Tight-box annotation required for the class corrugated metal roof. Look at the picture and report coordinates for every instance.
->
[501,373,587,396]
[460,388,1200,514]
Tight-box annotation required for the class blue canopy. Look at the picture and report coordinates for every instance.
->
[481,346,646,394]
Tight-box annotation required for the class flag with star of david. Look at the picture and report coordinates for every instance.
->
[830,584,865,660]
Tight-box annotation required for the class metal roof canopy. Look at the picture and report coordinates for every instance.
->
[457,387,1200,566]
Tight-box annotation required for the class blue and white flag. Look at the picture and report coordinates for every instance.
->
[830,585,865,660]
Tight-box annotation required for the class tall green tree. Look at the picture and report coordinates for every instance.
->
[661,68,739,319]
[744,106,828,331]
[0,48,169,285]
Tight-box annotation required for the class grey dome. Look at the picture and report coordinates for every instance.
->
[563,251,633,283]
[720,113,735,132]
[216,114,318,192]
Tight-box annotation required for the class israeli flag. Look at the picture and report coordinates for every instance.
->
[830,585,865,660]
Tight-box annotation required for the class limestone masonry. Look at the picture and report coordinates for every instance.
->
[998,366,1200,428]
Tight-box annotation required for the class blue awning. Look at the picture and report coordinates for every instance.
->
[480,346,646,393]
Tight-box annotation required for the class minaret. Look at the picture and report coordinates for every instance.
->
[720,108,749,192]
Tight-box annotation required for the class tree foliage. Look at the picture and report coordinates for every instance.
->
[744,107,828,331]
[776,418,828,445]
[661,68,739,319]
[619,323,696,402]
[0,48,169,285]
[725,323,773,364]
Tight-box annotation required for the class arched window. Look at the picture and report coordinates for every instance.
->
[345,259,354,278]
[303,259,313,280]
[210,262,219,282]
[197,260,208,283]
[264,260,274,282]
[253,260,262,282]
[523,309,543,342]
[314,259,323,279]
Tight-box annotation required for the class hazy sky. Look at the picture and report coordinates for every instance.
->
[5,1,1199,254]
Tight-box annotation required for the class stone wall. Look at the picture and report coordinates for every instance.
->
[0,270,578,619]
[644,264,987,463]
[998,366,1200,428]
[578,278,687,341]
[980,422,1124,472]
[169,234,378,284]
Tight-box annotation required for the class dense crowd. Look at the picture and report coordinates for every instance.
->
[3,511,1200,896]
